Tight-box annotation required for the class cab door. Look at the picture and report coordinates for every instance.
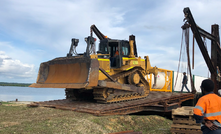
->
[108,40,123,68]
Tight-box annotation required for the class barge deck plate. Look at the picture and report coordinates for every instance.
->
[28,91,194,116]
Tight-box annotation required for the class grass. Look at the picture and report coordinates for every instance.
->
[0,102,12,104]
[0,103,172,134]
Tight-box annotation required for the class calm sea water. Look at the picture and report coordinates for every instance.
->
[0,86,65,102]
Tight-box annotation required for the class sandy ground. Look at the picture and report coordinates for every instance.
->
[12,101,33,104]
[1,101,33,105]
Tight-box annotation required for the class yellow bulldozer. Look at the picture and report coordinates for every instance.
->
[30,25,158,103]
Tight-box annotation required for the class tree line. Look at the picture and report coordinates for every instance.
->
[0,82,31,87]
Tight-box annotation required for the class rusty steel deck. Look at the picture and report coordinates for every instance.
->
[28,91,194,116]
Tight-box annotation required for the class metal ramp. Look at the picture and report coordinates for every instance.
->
[28,91,194,116]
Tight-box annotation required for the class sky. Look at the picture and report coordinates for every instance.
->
[0,0,220,83]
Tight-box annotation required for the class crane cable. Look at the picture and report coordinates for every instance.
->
[174,25,196,94]
[174,30,185,89]
[170,29,186,98]
[174,29,188,89]
[203,37,210,78]
[185,27,196,94]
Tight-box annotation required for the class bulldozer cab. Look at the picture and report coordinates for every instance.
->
[98,39,130,68]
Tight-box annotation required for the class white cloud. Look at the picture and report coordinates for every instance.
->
[0,51,36,82]
[0,0,221,82]
[0,0,128,53]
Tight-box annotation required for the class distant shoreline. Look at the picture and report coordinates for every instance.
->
[0,82,31,87]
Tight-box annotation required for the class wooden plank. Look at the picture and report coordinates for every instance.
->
[171,130,203,134]
[171,124,201,129]
[172,114,194,119]
[173,117,197,125]
[171,127,202,134]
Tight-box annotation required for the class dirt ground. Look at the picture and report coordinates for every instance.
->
[0,102,172,134]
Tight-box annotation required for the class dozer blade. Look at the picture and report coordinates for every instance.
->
[30,57,99,88]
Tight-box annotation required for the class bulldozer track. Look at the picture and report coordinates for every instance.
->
[28,91,194,116]
[65,67,149,103]
[93,67,149,103]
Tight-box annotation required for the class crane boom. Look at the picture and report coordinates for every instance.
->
[183,7,221,94]
[183,7,216,74]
